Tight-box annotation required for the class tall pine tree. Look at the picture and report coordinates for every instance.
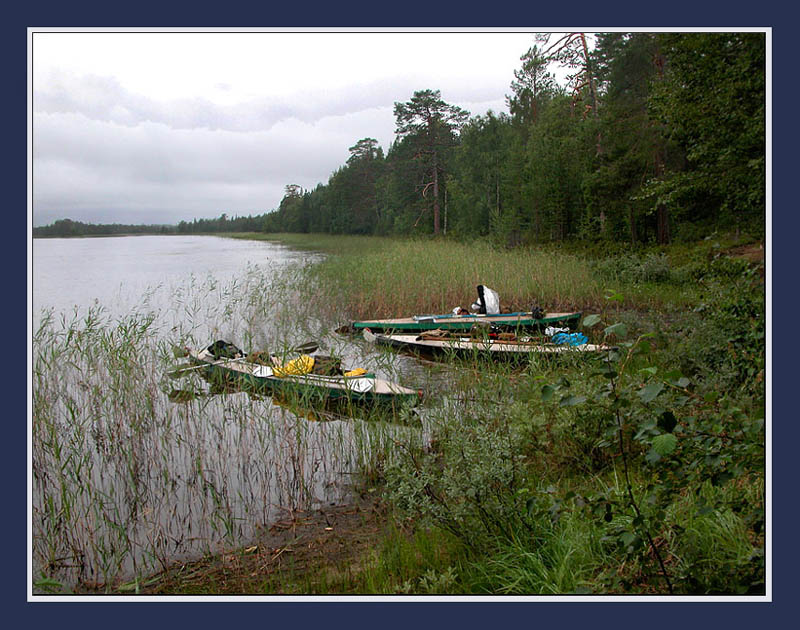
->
[393,89,469,234]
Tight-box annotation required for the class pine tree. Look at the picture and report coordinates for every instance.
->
[393,89,469,234]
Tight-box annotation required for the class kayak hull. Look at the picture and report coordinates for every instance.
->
[364,330,612,360]
[187,349,422,408]
[350,311,582,333]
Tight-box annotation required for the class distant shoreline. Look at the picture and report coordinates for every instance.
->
[32,232,174,239]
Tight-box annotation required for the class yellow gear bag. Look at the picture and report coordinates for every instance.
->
[272,354,315,378]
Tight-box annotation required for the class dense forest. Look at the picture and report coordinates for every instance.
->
[35,32,765,245]
[262,32,765,245]
[33,218,174,237]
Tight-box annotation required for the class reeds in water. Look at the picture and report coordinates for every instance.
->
[31,264,428,593]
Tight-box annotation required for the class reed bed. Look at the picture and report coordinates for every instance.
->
[31,263,430,593]
[244,233,707,317]
[300,238,604,321]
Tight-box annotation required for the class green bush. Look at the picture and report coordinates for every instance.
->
[675,265,765,393]
[592,252,674,285]
[384,413,533,552]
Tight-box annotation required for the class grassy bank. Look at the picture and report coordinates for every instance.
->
[35,232,765,596]
[234,232,755,316]
[146,233,765,596]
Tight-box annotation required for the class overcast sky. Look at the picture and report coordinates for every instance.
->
[31,29,557,227]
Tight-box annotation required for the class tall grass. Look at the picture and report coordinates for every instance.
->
[260,233,744,317]
[307,238,602,319]
[31,263,433,593]
[467,512,611,595]
[247,233,707,320]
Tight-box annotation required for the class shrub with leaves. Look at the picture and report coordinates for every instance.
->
[670,261,765,394]
[384,414,533,552]
[592,252,674,285]
[538,312,765,594]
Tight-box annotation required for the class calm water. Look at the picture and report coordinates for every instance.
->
[31,235,436,591]
[32,235,318,328]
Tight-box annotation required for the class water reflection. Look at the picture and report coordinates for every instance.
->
[31,236,452,592]
[168,375,423,427]
[32,235,321,331]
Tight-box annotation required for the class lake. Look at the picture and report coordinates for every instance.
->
[32,234,320,330]
[31,235,432,592]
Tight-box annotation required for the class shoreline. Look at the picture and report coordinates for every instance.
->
[131,492,389,596]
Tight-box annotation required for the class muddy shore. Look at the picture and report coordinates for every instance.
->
[125,491,388,595]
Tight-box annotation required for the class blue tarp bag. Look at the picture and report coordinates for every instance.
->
[552,332,588,346]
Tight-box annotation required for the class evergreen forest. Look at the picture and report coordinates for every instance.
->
[260,32,766,245]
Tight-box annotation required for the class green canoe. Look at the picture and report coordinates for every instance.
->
[186,347,423,408]
[350,310,582,333]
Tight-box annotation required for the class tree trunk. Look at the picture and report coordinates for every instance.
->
[579,33,599,117]
[653,43,670,245]
[496,175,500,217]
[654,151,670,244]
[657,204,670,244]
[433,162,440,235]
[444,186,448,236]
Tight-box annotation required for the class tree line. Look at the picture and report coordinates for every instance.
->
[35,33,765,246]
[32,214,264,238]
[262,32,765,245]
[32,218,174,238]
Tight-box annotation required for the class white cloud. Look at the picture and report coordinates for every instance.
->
[31,29,540,225]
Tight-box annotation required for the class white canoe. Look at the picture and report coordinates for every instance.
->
[363,329,612,358]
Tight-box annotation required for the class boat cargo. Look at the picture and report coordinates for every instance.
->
[186,344,423,408]
[363,328,612,359]
[350,310,582,333]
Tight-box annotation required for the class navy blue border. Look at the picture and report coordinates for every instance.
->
[14,1,792,626]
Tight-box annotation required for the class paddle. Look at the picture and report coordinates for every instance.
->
[167,356,250,377]
[289,341,319,355]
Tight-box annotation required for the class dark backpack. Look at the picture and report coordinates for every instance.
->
[207,340,244,360]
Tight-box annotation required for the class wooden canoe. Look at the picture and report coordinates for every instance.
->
[363,329,612,359]
[349,310,582,333]
[186,347,423,407]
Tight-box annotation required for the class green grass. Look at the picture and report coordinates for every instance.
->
[256,234,605,317]
[241,232,732,320]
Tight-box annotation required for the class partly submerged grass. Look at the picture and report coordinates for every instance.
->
[226,232,392,256]
[31,264,429,594]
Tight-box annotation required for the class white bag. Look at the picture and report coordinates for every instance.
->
[471,285,500,315]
